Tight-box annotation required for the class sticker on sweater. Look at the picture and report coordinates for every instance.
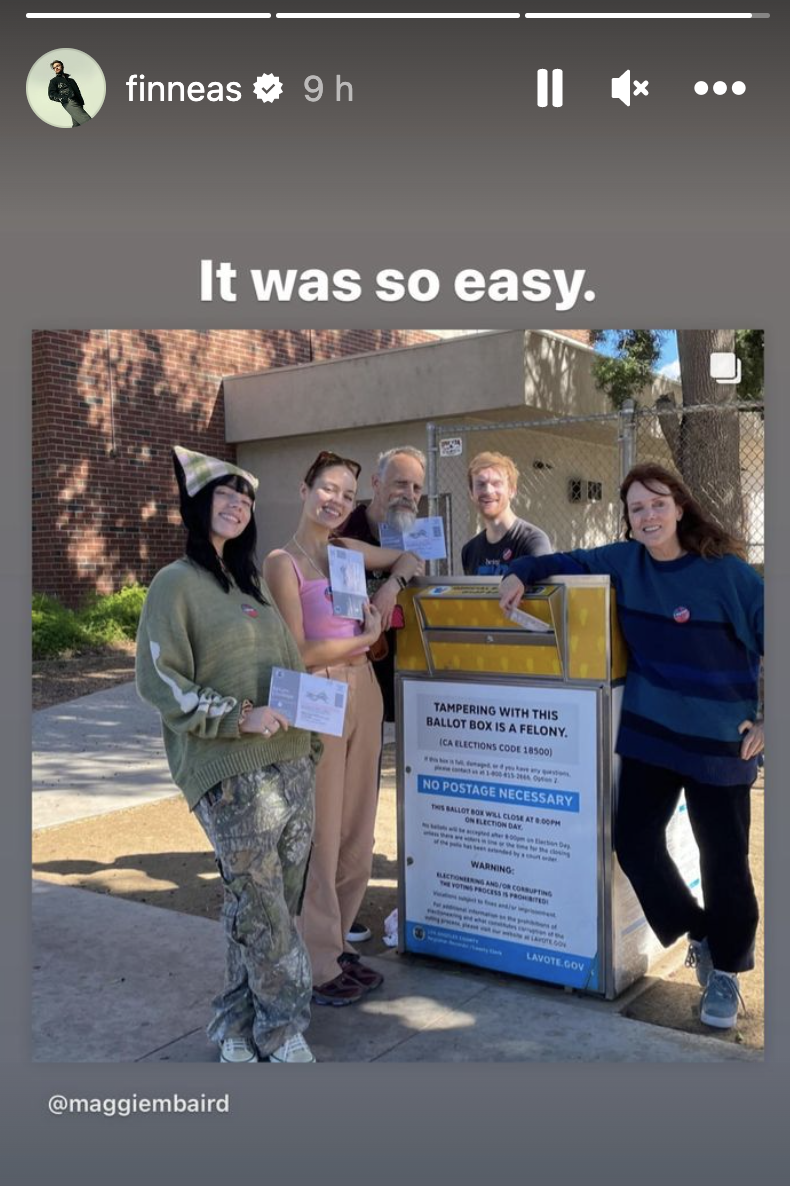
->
[241,604,259,618]
[673,606,691,623]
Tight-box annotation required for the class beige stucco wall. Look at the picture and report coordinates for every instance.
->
[440,428,625,569]
[226,331,529,442]
[228,329,680,564]
[243,421,630,571]
[226,330,678,444]
[239,422,431,561]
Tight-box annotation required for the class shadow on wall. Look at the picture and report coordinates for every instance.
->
[33,329,431,607]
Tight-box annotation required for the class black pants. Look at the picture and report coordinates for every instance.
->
[614,757,758,974]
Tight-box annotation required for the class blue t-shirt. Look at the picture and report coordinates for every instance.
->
[506,542,763,787]
[461,517,551,576]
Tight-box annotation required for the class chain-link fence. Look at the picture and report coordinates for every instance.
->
[427,402,764,572]
[628,402,764,566]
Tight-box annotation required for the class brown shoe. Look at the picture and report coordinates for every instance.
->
[312,971,366,1007]
[338,952,384,992]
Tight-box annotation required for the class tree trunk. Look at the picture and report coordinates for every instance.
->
[670,330,744,537]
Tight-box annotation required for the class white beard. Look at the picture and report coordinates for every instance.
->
[386,504,418,534]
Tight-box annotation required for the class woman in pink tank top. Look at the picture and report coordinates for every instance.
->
[264,451,422,1011]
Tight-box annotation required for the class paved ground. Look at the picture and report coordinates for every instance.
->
[32,879,758,1063]
[32,681,174,829]
[31,679,764,1062]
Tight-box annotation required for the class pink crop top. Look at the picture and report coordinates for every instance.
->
[284,553,368,652]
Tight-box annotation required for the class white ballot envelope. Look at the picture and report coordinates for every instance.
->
[508,605,553,633]
[328,544,366,620]
[268,667,348,737]
[379,516,447,560]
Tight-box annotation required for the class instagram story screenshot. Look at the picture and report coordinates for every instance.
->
[3,10,788,1186]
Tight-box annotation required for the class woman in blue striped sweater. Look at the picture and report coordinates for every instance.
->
[499,463,764,1030]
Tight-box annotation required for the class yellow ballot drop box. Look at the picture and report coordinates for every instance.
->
[395,576,701,998]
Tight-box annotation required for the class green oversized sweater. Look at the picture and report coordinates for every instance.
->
[136,558,322,809]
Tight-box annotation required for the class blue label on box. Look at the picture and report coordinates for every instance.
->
[405,920,598,991]
[417,773,579,813]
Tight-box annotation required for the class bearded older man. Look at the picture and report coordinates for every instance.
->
[336,445,425,945]
[339,445,426,719]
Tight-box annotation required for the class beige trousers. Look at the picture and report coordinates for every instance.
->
[298,662,384,986]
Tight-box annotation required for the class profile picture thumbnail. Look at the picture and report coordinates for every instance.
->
[26,47,106,129]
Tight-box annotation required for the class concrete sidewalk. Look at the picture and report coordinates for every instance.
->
[32,684,759,1064]
[33,681,176,830]
[32,682,397,831]
[32,879,757,1062]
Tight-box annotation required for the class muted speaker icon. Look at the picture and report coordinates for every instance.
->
[612,69,649,107]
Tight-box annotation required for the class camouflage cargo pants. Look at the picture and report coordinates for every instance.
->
[193,756,315,1059]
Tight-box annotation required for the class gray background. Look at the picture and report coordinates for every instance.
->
[5,10,787,1185]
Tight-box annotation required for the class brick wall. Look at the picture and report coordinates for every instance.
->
[32,329,437,606]
[556,330,594,346]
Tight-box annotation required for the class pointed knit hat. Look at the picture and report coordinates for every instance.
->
[172,446,258,498]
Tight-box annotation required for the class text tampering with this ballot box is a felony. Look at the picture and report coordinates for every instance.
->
[394,576,702,999]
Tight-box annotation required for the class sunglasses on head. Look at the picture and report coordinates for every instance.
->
[303,450,362,485]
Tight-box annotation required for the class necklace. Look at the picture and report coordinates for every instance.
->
[290,534,328,579]
[215,550,231,577]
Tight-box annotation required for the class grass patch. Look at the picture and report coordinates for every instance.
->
[33,585,147,659]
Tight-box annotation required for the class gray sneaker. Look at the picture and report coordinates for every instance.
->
[219,1036,258,1063]
[268,1032,316,1063]
[700,970,745,1030]
[685,937,713,988]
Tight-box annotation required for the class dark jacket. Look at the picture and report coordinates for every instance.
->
[48,73,85,107]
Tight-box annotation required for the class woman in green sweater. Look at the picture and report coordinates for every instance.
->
[136,447,322,1065]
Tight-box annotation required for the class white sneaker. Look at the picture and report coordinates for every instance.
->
[346,920,372,943]
[268,1032,316,1063]
[219,1036,258,1063]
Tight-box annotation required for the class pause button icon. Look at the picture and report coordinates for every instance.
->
[537,68,563,108]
